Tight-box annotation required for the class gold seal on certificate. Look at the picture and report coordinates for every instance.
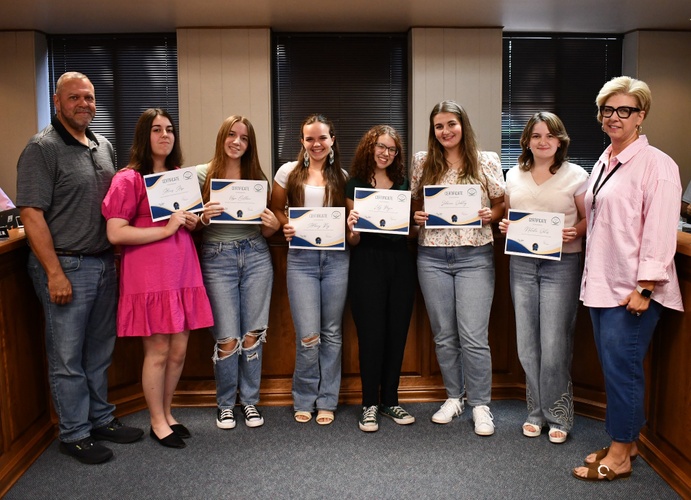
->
[144,166,204,221]
[353,188,411,235]
[289,207,346,250]
[210,179,267,224]
[423,184,482,228]
[504,209,564,261]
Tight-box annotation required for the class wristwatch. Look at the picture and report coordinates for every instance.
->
[636,285,653,299]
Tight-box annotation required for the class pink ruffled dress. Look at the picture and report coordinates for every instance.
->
[102,168,213,337]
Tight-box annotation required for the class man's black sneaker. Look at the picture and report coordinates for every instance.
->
[59,437,113,464]
[91,418,144,443]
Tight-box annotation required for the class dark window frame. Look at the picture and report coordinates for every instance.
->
[48,33,179,169]
[502,33,623,172]
[272,32,409,173]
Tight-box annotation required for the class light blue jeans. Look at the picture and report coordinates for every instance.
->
[510,253,581,431]
[590,301,663,442]
[200,234,273,408]
[417,244,494,406]
[27,251,117,443]
[287,248,349,412]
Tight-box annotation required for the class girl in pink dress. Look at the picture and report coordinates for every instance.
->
[102,108,213,449]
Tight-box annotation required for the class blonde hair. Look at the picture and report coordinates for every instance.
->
[595,76,651,123]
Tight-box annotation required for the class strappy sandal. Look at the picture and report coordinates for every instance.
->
[522,422,542,437]
[294,411,312,423]
[572,461,632,482]
[584,446,638,465]
[316,410,334,425]
[548,427,568,444]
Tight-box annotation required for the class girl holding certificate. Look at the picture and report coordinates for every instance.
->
[271,114,349,426]
[102,108,213,449]
[411,100,505,436]
[196,116,281,430]
[346,125,416,432]
[572,77,682,482]
[498,112,588,444]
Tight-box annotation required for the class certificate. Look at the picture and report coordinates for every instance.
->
[423,185,482,228]
[144,166,204,222]
[504,209,564,261]
[353,188,411,235]
[289,207,346,251]
[210,179,267,224]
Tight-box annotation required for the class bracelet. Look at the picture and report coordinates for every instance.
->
[199,215,211,226]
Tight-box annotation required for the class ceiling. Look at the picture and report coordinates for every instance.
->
[1,0,689,34]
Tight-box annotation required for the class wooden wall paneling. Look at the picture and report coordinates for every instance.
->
[0,240,55,498]
[0,31,40,203]
[197,30,225,163]
[246,29,273,177]
[410,28,502,156]
[177,28,204,165]
[640,251,691,497]
[177,28,272,178]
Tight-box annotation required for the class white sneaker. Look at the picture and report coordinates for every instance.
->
[472,405,494,436]
[431,398,464,424]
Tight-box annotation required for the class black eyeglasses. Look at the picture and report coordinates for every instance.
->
[374,142,398,156]
[599,105,641,119]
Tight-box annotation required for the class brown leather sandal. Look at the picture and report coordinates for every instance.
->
[572,461,632,482]
[584,446,638,465]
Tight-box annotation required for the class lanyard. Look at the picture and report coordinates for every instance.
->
[591,161,622,211]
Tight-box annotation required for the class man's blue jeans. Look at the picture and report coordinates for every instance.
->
[27,251,117,443]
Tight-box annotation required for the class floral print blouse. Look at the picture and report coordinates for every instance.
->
[410,150,505,247]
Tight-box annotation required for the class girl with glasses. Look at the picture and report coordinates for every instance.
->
[346,125,416,432]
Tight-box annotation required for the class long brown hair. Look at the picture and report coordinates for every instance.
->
[350,124,405,187]
[415,101,482,198]
[286,114,347,207]
[128,108,182,176]
[518,112,570,174]
[202,115,266,202]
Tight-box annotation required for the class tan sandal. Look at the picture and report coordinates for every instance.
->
[294,411,312,423]
[316,410,334,425]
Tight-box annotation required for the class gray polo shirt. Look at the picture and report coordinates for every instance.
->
[16,117,116,254]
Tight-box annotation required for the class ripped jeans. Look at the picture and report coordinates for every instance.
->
[200,234,273,407]
[287,249,349,412]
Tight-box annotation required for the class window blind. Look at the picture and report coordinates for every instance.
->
[272,33,408,172]
[49,34,178,169]
[502,34,622,171]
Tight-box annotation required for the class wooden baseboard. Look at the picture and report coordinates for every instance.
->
[638,434,691,498]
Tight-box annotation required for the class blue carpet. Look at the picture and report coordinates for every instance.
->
[6,400,680,499]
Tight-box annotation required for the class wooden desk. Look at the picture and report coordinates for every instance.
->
[0,230,54,496]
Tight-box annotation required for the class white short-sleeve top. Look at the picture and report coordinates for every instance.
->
[505,161,589,253]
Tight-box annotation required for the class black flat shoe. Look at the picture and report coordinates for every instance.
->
[170,423,191,439]
[149,427,186,448]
